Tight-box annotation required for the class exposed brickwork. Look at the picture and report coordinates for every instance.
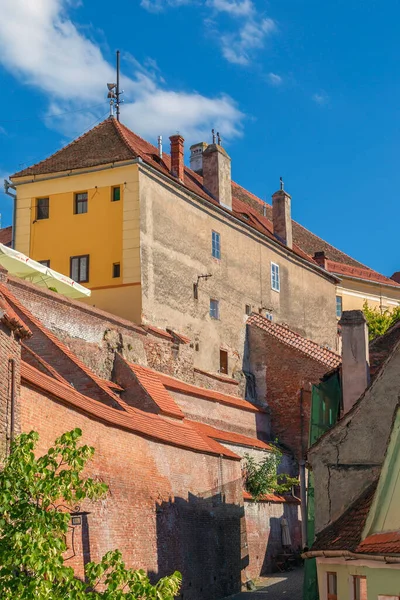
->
[20,384,245,599]
[247,323,331,458]
[0,323,21,459]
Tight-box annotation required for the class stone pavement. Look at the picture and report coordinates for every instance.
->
[229,567,304,600]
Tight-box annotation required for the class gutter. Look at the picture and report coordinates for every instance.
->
[302,550,400,563]
[331,272,400,291]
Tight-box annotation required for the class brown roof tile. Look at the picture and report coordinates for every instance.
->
[0,226,12,247]
[128,363,185,420]
[311,480,378,553]
[21,361,239,459]
[243,490,300,504]
[188,420,273,450]
[327,260,400,288]
[247,313,341,369]
[356,531,400,555]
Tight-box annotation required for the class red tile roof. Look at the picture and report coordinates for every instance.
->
[311,481,378,553]
[188,420,273,450]
[0,226,12,247]
[128,363,185,420]
[0,292,32,338]
[326,260,400,289]
[247,313,341,369]
[357,531,400,555]
[21,361,239,459]
[0,284,122,406]
[154,369,265,413]
[10,118,337,282]
[243,490,300,504]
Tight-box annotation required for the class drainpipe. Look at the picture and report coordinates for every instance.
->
[299,388,308,548]
[9,359,16,450]
[4,180,16,249]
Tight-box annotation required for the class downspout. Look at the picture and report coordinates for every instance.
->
[9,359,16,449]
[4,180,16,249]
[299,388,308,548]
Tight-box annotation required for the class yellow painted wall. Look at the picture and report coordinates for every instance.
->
[13,163,141,322]
[336,278,400,316]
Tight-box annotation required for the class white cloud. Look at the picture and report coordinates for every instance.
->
[206,0,254,17]
[140,0,191,12]
[0,0,244,144]
[312,92,329,106]
[220,17,276,65]
[267,72,282,86]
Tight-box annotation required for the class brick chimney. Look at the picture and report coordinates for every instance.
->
[190,142,208,175]
[272,184,292,249]
[314,251,328,269]
[169,135,185,181]
[202,143,232,210]
[391,271,400,284]
[339,310,370,414]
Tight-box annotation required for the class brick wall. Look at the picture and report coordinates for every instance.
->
[20,383,245,600]
[247,325,330,458]
[0,323,21,459]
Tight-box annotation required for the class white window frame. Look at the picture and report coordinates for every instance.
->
[212,231,221,259]
[271,262,280,292]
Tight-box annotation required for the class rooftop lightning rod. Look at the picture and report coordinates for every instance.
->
[116,50,120,122]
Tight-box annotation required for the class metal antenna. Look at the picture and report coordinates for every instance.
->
[217,131,221,146]
[212,129,216,144]
[280,176,284,191]
[116,50,121,122]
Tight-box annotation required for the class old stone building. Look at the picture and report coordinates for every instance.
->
[10,118,341,380]
[0,268,307,596]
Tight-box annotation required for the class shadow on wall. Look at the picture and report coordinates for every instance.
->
[260,504,302,575]
[153,484,247,600]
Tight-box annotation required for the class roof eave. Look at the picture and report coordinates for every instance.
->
[332,272,400,291]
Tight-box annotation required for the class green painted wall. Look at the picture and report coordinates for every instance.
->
[317,560,400,599]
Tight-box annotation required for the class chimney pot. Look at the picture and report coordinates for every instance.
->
[190,142,208,175]
[202,143,232,210]
[272,188,293,249]
[339,310,370,414]
[314,251,328,269]
[169,135,185,181]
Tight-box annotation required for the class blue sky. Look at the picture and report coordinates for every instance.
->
[0,0,399,276]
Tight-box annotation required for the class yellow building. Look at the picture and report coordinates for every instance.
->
[9,116,399,375]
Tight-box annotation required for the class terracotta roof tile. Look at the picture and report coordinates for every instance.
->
[188,420,273,450]
[326,260,400,288]
[21,361,239,459]
[311,481,378,553]
[154,369,265,413]
[128,363,185,419]
[0,284,121,406]
[10,119,337,282]
[142,324,173,341]
[0,226,12,247]
[243,490,300,504]
[247,313,341,369]
[0,292,32,338]
[356,531,400,555]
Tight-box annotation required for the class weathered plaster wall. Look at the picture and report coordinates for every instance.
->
[308,341,400,533]
[139,169,337,378]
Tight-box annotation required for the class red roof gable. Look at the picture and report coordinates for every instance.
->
[247,313,341,369]
[128,363,185,420]
[326,259,400,288]
[188,420,273,450]
[0,292,32,338]
[357,531,400,555]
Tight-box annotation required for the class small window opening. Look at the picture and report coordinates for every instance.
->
[36,198,49,220]
[220,349,228,374]
[210,299,219,319]
[327,572,337,600]
[74,192,88,214]
[112,263,120,278]
[245,304,251,315]
[112,186,121,202]
[38,260,50,268]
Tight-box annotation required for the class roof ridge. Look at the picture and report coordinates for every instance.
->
[127,362,185,419]
[0,284,122,405]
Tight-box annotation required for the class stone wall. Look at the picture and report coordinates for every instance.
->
[0,323,21,459]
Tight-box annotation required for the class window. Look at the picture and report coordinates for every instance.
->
[112,186,120,202]
[70,255,89,283]
[210,299,219,319]
[38,260,50,268]
[74,192,88,214]
[36,198,49,220]
[245,304,251,316]
[353,576,367,600]
[327,572,337,600]
[220,349,228,374]
[212,231,221,259]
[271,262,280,292]
[112,263,120,278]
[336,296,342,318]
